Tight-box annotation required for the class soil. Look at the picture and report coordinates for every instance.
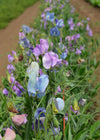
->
[70,0,100,120]
[0,1,40,83]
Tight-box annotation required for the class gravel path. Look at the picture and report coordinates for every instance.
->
[0,1,40,83]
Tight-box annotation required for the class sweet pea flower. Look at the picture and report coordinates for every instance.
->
[33,39,49,57]
[42,51,62,69]
[12,114,27,126]
[2,128,16,140]
[19,32,25,40]
[19,37,30,48]
[55,19,64,28]
[27,62,49,98]
[22,25,31,34]
[57,86,61,93]
[50,27,60,36]
[8,54,14,63]
[75,48,81,55]
[45,12,55,22]
[7,64,15,73]
[3,88,9,96]
[49,97,65,112]
[35,108,46,119]
[61,52,67,59]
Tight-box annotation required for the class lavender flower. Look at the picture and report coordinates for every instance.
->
[50,27,60,36]
[8,54,14,63]
[7,64,15,73]
[3,88,9,96]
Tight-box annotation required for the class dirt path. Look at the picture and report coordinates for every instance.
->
[70,0,100,120]
[0,1,40,83]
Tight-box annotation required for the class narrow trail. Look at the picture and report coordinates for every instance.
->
[70,0,100,120]
[0,1,40,83]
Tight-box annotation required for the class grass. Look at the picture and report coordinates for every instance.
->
[0,0,38,29]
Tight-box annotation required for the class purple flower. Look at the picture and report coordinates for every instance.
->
[75,48,81,55]
[33,39,49,57]
[8,54,14,63]
[88,29,93,36]
[3,88,9,96]
[50,27,60,36]
[42,51,62,69]
[45,12,55,22]
[10,76,15,83]
[61,52,67,59]
[57,86,61,92]
[68,18,75,30]
[15,81,24,91]
[22,25,31,34]
[12,85,21,96]
[63,60,68,66]
[70,105,78,114]
[7,64,15,73]
[35,108,46,119]
[56,19,64,28]
[79,98,86,106]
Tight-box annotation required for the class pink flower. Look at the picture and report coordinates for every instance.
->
[12,114,27,126]
[4,128,16,140]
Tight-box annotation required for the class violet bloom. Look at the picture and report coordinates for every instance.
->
[22,25,31,34]
[57,86,61,92]
[35,108,46,119]
[61,52,67,60]
[68,18,75,30]
[63,60,68,66]
[50,27,60,36]
[7,64,15,73]
[79,98,86,106]
[15,81,24,91]
[70,105,78,114]
[45,12,55,22]
[3,88,9,96]
[41,13,45,18]
[33,39,49,57]
[19,32,25,40]
[42,51,62,69]
[19,37,30,48]
[8,54,14,63]
[75,48,81,55]
[12,85,21,97]
[55,19,64,28]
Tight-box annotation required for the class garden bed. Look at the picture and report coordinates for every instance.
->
[0,0,100,139]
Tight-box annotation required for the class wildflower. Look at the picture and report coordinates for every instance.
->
[79,98,86,106]
[61,52,67,59]
[7,64,15,73]
[22,25,31,34]
[12,114,27,126]
[50,27,60,36]
[75,48,81,55]
[57,86,61,93]
[3,88,9,96]
[33,39,49,57]
[42,51,62,69]
[27,62,49,98]
[55,19,64,28]
[8,54,14,63]
[35,108,46,119]
[1,128,16,140]
[45,12,55,22]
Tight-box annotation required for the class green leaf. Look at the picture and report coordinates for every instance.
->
[90,121,100,138]
[15,135,22,140]
[68,124,72,140]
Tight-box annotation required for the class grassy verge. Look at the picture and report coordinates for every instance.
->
[85,0,100,7]
[0,0,38,29]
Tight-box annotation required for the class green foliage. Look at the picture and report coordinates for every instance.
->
[0,0,38,29]
[85,0,100,7]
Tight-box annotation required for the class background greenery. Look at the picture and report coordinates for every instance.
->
[0,0,38,29]
[85,0,100,7]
